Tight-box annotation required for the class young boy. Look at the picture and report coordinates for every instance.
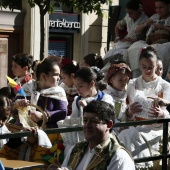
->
[12,53,33,85]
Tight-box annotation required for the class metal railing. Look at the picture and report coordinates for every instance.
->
[0,118,170,170]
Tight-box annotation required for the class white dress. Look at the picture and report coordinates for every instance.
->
[104,85,127,122]
[103,12,148,61]
[118,76,170,169]
[123,14,170,78]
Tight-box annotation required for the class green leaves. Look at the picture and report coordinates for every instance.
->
[0,0,111,16]
[0,0,22,10]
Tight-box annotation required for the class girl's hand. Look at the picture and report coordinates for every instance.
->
[14,99,29,108]
[127,102,142,118]
[78,100,87,108]
[148,97,169,107]
[24,126,38,135]
[149,106,165,118]
[30,110,43,122]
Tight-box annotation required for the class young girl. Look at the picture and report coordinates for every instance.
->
[15,58,68,128]
[118,46,170,169]
[12,54,33,85]
[71,67,114,118]
[13,58,67,166]
[0,96,12,148]
[104,62,132,123]
[156,58,163,77]
[60,62,79,116]
[80,53,104,69]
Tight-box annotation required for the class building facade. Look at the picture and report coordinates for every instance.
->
[0,0,119,87]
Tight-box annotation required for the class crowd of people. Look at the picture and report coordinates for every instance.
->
[0,0,170,169]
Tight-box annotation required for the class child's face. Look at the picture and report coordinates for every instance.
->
[155,1,170,18]
[155,61,163,77]
[140,57,157,81]
[74,77,93,97]
[0,108,10,127]
[39,65,60,89]
[60,71,74,87]
[110,70,130,91]
[125,8,141,20]
[12,61,27,77]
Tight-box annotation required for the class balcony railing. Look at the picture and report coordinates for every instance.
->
[0,118,170,170]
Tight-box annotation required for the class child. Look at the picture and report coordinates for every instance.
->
[13,58,68,167]
[0,87,16,100]
[80,53,104,69]
[156,58,163,77]
[71,67,114,118]
[0,96,12,148]
[60,62,79,117]
[104,62,132,123]
[118,46,170,169]
[12,53,33,85]
[15,58,68,128]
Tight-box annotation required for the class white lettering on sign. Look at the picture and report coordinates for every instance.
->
[49,19,80,29]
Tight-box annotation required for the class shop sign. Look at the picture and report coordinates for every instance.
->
[49,13,80,33]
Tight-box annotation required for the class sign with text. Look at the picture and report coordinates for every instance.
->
[49,13,80,33]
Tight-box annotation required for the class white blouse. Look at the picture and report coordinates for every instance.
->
[104,85,127,121]
[127,76,170,118]
[71,92,114,118]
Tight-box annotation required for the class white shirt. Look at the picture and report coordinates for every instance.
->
[118,12,148,39]
[62,145,135,170]
[71,92,114,118]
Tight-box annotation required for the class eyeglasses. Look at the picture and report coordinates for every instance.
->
[83,118,106,125]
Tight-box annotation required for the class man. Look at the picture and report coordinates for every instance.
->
[49,100,135,170]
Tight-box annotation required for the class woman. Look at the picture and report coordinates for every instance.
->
[118,46,170,169]
[124,0,170,78]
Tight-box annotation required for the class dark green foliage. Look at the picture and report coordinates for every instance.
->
[0,0,22,10]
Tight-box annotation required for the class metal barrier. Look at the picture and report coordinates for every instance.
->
[0,118,170,170]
